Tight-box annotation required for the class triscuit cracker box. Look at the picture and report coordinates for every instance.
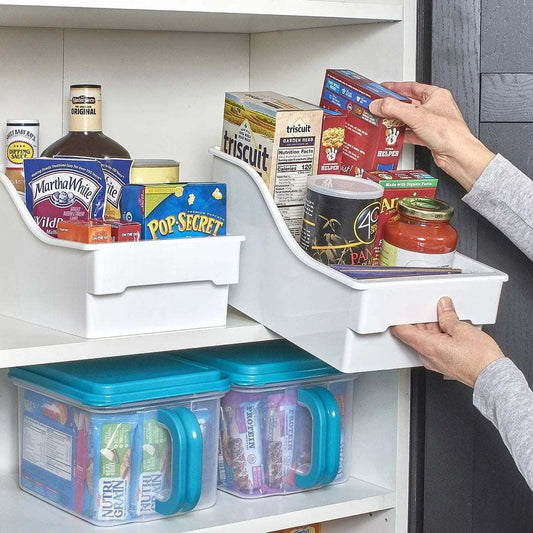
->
[222,91,323,240]
[120,183,226,240]
[320,69,410,176]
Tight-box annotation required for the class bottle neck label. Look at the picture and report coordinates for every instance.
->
[69,86,102,132]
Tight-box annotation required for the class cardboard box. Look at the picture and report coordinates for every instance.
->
[269,524,321,533]
[57,219,112,244]
[222,91,323,240]
[317,108,346,174]
[320,69,411,176]
[120,183,226,240]
[108,220,141,242]
[363,169,438,264]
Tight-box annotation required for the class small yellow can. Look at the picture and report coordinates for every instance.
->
[130,159,179,184]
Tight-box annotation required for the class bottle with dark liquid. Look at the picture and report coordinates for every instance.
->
[41,84,130,158]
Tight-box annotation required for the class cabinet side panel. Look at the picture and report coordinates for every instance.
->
[0,27,64,160]
[63,29,250,180]
[0,369,18,475]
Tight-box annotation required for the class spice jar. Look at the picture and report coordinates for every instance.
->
[379,196,458,267]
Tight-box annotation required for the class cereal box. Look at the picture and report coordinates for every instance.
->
[363,169,438,264]
[317,108,346,174]
[24,157,106,237]
[320,69,410,176]
[120,183,226,240]
[222,91,323,240]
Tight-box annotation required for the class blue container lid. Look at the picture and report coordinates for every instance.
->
[177,340,342,386]
[8,353,230,407]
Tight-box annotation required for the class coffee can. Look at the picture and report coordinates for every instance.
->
[300,174,384,266]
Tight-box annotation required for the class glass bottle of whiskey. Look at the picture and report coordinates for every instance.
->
[41,84,130,158]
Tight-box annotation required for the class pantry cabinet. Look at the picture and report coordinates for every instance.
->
[1,1,417,531]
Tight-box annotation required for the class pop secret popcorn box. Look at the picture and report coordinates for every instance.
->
[222,91,323,241]
[320,69,410,176]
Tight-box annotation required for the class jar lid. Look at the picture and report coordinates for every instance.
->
[6,119,39,125]
[398,196,454,221]
[131,159,180,184]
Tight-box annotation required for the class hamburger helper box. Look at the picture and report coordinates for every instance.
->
[9,353,230,526]
[320,69,411,176]
[363,169,439,264]
[222,91,323,241]
[317,108,346,175]
[179,339,355,498]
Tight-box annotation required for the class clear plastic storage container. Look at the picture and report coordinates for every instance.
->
[180,340,356,498]
[8,353,230,526]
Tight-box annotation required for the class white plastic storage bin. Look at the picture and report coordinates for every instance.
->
[210,147,509,373]
[179,340,355,499]
[0,172,243,337]
[8,353,230,526]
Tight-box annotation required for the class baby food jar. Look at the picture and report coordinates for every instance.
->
[379,196,458,268]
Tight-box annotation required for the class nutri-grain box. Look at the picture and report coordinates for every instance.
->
[222,91,323,240]
[320,69,410,176]
[363,169,438,264]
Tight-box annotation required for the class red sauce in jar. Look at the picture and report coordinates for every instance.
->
[379,197,458,267]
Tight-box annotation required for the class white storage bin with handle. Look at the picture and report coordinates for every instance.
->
[209,147,509,373]
[0,171,243,338]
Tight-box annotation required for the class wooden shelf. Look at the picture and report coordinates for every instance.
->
[0,307,279,368]
[0,1,403,33]
[0,473,395,532]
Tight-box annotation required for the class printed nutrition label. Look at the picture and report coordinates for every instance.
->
[23,416,72,480]
[275,145,315,205]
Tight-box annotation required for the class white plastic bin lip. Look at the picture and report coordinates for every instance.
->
[209,147,509,289]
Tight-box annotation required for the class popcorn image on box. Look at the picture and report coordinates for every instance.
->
[222,91,323,240]
[320,69,411,176]
[120,183,226,240]
[24,157,106,237]
[317,108,346,175]
[362,169,438,264]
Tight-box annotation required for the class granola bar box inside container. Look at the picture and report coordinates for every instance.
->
[179,339,355,499]
[222,91,324,241]
[320,69,411,176]
[9,353,230,526]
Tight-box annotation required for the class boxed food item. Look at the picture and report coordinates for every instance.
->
[320,69,410,176]
[57,219,112,244]
[23,157,106,237]
[269,524,322,533]
[120,183,226,240]
[362,169,438,264]
[317,108,346,175]
[99,158,133,220]
[9,353,230,525]
[108,219,141,242]
[222,91,324,240]
[179,340,355,498]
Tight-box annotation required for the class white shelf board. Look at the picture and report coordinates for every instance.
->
[0,306,279,368]
[0,473,395,533]
[0,1,403,33]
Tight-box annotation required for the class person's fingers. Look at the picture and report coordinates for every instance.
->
[436,296,461,335]
[403,129,427,147]
[391,323,440,353]
[369,97,421,125]
[379,81,441,103]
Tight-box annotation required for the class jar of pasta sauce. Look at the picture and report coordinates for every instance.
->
[379,196,458,268]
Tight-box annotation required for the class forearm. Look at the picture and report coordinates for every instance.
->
[462,154,533,261]
[474,358,533,490]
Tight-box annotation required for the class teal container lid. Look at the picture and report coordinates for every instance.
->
[8,353,230,407]
[177,340,342,386]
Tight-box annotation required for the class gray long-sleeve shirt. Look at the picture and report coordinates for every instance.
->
[463,154,533,488]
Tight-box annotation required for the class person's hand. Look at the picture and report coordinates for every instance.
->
[391,296,504,387]
[369,81,495,191]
